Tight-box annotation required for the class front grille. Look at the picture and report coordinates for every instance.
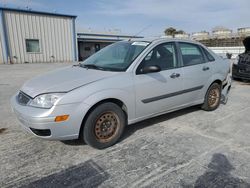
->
[239,66,250,73]
[240,61,250,65]
[239,53,250,65]
[17,91,31,105]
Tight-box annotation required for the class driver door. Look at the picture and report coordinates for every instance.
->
[134,42,184,118]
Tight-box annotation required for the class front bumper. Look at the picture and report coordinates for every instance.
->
[232,64,250,80]
[10,95,89,140]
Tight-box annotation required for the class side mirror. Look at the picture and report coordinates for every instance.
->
[140,65,161,74]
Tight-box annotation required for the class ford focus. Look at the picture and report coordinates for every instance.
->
[11,38,231,149]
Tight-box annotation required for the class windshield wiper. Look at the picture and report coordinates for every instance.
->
[72,63,81,67]
[80,64,104,70]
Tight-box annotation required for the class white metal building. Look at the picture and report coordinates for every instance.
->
[0,7,77,64]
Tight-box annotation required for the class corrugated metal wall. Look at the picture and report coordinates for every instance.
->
[3,11,75,63]
[0,29,3,64]
[0,10,7,64]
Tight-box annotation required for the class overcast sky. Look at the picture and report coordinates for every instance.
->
[1,0,250,36]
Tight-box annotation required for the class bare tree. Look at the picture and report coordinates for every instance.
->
[175,30,185,34]
[164,27,185,37]
[164,27,177,37]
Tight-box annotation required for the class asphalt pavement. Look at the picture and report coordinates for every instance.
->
[1,63,250,188]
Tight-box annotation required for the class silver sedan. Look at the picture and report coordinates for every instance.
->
[11,38,231,149]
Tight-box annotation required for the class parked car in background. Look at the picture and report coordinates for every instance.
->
[11,38,231,149]
[233,36,250,81]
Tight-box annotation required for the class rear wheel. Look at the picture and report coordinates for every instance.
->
[202,83,221,111]
[83,102,126,149]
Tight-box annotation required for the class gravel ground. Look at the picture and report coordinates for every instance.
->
[1,63,250,188]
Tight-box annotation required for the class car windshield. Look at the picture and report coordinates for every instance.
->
[80,41,150,71]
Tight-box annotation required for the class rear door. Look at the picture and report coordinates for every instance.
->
[177,42,213,104]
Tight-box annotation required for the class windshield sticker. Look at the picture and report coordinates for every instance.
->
[132,42,149,46]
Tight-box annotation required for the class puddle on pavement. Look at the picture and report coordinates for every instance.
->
[0,128,7,134]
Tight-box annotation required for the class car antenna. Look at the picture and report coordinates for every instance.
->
[128,24,152,41]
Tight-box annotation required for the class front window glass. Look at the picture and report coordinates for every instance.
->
[81,41,150,71]
[138,42,177,72]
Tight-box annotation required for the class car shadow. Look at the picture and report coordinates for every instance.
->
[234,79,250,85]
[239,81,250,85]
[61,139,86,146]
[193,153,250,188]
[18,159,109,188]
[121,105,200,142]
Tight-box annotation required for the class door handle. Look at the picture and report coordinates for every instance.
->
[203,66,210,71]
[170,73,180,78]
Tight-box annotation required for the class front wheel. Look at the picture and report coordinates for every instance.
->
[83,102,126,149]
[202,83,221,111]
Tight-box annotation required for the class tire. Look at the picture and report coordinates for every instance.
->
[202,83,221,111]
[83,102,126,149]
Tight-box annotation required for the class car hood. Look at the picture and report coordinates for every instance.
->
[21,66,118,98]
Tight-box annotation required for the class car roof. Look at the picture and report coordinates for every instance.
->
[129,37,201,45]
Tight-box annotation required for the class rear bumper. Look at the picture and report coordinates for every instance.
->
[221,73,232,104]
[232,64,250,80]
[10,95,89,140]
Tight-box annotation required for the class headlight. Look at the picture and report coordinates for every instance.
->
[29,93,65,108]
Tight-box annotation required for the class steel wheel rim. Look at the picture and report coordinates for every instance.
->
[94,111,120,143]
[208,88,220,108]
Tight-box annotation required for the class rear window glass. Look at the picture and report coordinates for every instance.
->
[179,43,205,66]
[201,47,215,62]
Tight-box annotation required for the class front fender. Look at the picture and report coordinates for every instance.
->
[82,89,136,122]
